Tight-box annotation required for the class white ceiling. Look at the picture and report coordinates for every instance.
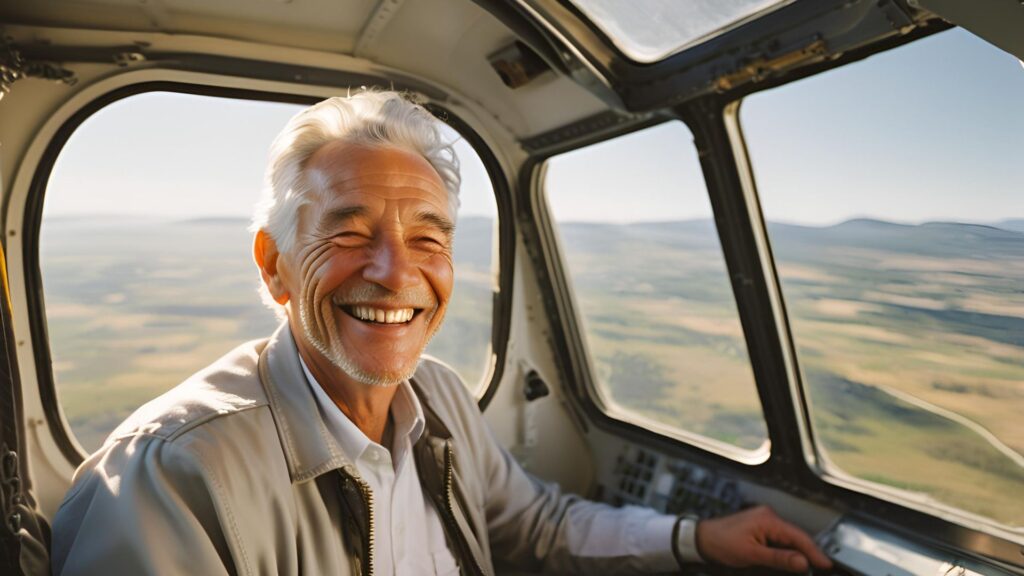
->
[0,0,611,139]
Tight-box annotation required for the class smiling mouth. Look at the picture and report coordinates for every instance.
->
[342,305,421,325]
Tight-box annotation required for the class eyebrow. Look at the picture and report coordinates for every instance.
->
[414,210,456,240]
[316,205,368,235]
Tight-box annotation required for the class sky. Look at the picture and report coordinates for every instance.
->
[44,96,498,220]
[546,28,1024,225]
[45,28,1023,227]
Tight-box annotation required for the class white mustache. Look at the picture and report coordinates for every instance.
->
[331,283,435,310]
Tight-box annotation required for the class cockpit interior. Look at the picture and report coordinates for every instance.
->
[0,0,1022,574]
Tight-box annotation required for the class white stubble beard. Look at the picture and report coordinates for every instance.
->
[297,295,441,388]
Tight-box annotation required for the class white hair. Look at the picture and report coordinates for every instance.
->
[251,90,461,255]
[251,90,461,316]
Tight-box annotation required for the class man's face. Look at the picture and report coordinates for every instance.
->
[271,143,454,386]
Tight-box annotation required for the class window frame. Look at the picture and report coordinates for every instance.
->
[534,117,774,464]
[727,32,1024,550]
[521,115,785,481]
[23,81,514,465]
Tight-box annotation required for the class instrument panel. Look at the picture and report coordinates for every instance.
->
[601,445,1020,576]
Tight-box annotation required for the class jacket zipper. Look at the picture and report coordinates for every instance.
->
[342,471,375,576]
[358,476,375,576]
[442,443,485,576]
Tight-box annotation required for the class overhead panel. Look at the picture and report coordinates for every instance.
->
[565,0,795,63]
[0,0,379,55]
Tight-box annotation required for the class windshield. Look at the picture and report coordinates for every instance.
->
[565,0,793,63]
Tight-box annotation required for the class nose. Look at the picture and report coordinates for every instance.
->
[362,234,420,292]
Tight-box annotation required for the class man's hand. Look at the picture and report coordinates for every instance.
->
[695,505,833,573]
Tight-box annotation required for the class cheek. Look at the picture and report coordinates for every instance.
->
[424,253,455,306]
[300,247,359,305]
[275,255,299,299]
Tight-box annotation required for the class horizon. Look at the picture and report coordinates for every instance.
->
[42,212,1024,230]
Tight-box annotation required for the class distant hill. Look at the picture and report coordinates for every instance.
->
[553,217,1024,262]
[993,219,1024,234]
[43,215,1023,264]
[767,218,1024,260]
[556,219,722,255]
[451,215,494,267]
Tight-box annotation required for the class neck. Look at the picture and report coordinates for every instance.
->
[293,331,398,445]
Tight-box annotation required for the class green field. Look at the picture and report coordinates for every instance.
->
[41,215,1024,528]
[557,218,1024,528]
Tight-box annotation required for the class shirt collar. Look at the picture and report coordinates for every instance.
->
[299,354,426,462]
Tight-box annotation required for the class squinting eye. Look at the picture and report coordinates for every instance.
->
[332,232,368,243]
[414,236,447,249]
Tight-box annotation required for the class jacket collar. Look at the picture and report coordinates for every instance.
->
[258,323,354,483]
[258,322,452,484]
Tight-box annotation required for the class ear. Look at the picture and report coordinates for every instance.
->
[254,229,291,305]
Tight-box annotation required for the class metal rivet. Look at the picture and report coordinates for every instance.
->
[2,450,17,475]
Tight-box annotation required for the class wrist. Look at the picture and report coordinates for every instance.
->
[671,513,704,568]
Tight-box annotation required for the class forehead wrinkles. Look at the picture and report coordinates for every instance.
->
[325,178,447,209]
[301,145,451,235]
[327,171,444,191]
[308,142,445,193]
[307,165,447,212]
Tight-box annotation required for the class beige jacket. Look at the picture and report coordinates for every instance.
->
[51,325,680,575]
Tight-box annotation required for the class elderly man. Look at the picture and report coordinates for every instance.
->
[51,91,831,575]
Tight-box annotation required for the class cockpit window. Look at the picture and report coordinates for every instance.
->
[566,0,794,63]
[741,29,1024,530]
[543,121,769,459]
[41,91,500,454]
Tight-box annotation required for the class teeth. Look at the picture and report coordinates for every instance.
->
[349,306,415,324]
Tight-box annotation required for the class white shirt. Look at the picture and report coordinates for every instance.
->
[302,359,459,575]
[300,358,701,574]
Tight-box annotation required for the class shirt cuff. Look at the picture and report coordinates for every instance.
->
[633,514,704,572]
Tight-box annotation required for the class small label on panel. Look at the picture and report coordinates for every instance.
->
[655,472,675,497]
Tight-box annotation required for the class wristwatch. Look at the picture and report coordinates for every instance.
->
[671,513,704,570]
